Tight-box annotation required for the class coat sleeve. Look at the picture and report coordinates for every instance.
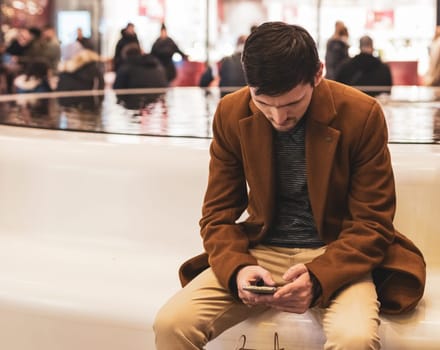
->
[199,98,258,293]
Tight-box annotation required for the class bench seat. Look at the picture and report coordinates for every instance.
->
[0,126,438,349]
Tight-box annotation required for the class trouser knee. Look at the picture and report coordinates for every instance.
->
[153,307,174,341]
[154,303,207,350]
[325,322,380,350]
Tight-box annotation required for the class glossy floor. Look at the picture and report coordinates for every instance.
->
[0,86,439,143]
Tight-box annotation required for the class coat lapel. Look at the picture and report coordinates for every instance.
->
[306,80,340,234]
[239,100,275,226]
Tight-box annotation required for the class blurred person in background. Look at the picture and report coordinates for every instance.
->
[324,20,350,80]
[424,26,440,86]
[57,43,104,92]
[0,40,14,93]
[151,23,187,84]
[56,43,104,112]
[113,43,167,90]
[113,23,140,72]
[335,35,392,96]
[40,25,61,74]
[113,43,168,109]
[5,26,44,77]
[198,60,216,88]
[0,64,8,94]
[5,27,41,58]
[13,59,52,93]
[199,35,247,96]
[76,27,94,51]
[218,34,247,95]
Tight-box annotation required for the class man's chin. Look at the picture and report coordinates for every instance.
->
[273,123,296,132]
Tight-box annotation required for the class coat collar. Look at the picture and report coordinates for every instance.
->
[238,80,340,234]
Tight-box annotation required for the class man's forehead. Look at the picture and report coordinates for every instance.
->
[250,86,308,106]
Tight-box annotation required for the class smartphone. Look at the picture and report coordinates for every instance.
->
[242,285,278,294]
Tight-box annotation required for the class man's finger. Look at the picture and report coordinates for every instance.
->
[283,264,307,281]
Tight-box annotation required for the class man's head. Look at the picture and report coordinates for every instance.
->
[125,23,136,36]
[241,22,323,132]
[359,35,374,54]
[42,26,56,41]
[334,21,345,32]
[241,22,322,96]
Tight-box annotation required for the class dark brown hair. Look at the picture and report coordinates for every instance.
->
[241,22,321,96]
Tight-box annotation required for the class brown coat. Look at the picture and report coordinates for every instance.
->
[180,79,426,315]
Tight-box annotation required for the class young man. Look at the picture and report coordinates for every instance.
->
[154,22,425,349]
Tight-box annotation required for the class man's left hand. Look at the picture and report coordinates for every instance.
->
[265,263,314,314]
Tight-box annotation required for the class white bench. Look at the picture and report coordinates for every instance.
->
[0,125,439,349]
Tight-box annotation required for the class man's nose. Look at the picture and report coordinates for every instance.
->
[271,107,288,124]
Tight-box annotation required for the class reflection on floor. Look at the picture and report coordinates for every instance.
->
[0,86,439,143]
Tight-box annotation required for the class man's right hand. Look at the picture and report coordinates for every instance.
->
[236,265,276,306]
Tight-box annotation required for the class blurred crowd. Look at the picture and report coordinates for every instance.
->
[0,22,188,96]
[0,24,101,94]
[325,20,440,94]
[1,20,440,99]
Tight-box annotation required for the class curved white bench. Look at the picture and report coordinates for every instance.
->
[210,143,440,350]
[0,125,439,349]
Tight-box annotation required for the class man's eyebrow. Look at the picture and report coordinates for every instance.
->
[254,97,302,107]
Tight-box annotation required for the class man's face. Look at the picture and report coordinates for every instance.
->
[250,67,323,132]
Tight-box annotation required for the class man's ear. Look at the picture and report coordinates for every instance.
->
[314,62,324,86]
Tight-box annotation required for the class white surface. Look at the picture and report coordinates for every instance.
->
[0,125,439,349]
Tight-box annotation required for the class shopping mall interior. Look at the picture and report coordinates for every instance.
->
[0,0,439,349]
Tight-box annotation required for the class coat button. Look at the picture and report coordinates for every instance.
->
[325,136,332,142]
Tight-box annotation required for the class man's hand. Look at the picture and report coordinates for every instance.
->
[236,265,276,306]
[268,263,314,314]
[236,263,315,314]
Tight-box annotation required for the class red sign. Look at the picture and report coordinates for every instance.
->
[138,0,165,20]
[366,9,394,29]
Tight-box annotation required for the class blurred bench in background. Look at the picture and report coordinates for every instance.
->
[173,60,206,86]
[387,60,420,85]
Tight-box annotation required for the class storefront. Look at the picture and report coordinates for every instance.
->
[0,0,438,77]
[98,0,436,76]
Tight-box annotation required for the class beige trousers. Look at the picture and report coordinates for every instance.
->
[154,245,381,350]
